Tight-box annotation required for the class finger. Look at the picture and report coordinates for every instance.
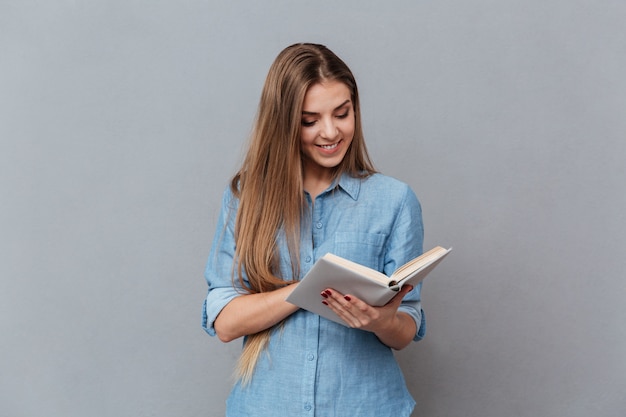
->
[332,291,380,328]
[322,289,361,327]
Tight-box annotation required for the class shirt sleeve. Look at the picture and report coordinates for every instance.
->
[201,187,246,336]
[383,184,426,341]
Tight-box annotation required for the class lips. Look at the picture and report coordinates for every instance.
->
[316,140,341,150]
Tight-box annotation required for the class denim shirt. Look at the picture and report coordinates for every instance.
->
[202,173,425,417]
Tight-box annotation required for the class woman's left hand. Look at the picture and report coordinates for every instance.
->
[320,285,416,347]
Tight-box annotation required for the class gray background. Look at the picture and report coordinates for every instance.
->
[2,1,625,416]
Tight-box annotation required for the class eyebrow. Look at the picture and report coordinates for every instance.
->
[302,99,351,116]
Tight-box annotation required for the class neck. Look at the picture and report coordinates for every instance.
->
[303,176,333,199]
[302,159,337,199]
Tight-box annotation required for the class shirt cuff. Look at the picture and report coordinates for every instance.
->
[202,287,240,336]
[398,301,426,342]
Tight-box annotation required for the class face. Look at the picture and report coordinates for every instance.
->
[300,80,355,181]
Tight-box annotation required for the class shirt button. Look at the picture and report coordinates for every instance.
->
[307,353,315,361]
[305,256,312,263]
[316,222,322,229]
[304,403,312,411]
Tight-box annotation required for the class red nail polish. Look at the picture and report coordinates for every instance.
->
[322,300,328,305]
[324,290,332,296]
[344,295,351,301]
[320,291,328,298]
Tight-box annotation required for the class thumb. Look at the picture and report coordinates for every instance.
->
[386,284,413,307]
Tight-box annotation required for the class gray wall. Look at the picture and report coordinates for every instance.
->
[2,1,625,416]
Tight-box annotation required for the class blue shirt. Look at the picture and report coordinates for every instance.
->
[203,173,426,417]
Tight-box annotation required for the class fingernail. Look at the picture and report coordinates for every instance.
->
[344,295,351,301]
[322,300,328,305]
[324,290,332,296]
[320,291,328,298]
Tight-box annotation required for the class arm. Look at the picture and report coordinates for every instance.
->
[214,283,299,343]
[203,187,300,342]
[321,182,425,348]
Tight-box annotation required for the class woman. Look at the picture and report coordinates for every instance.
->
[202,43,425,416]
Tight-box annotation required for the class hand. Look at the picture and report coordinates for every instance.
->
[320,285,414,334]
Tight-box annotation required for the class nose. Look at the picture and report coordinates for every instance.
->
[320,117,338,139]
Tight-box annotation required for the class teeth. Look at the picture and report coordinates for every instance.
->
[320,143,338,149]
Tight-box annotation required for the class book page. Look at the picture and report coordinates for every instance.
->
[391,246,450,281]
[322,253,390,285]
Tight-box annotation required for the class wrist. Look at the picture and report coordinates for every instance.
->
[374,313,415,350]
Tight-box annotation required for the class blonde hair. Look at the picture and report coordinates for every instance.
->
[230,43,376,384]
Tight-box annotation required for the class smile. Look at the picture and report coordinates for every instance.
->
[317,140,341,150]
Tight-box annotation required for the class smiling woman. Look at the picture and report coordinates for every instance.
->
[300,81,355,197]
[201,43,426,417]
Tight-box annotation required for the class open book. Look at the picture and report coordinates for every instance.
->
[286,246,451,325]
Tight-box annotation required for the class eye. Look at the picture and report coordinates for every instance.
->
[301,119,316,127]
[336,106,351,119]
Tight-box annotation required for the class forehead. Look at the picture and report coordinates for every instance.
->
[302,81,351,111]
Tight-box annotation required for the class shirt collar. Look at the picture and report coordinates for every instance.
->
[333,172,361,201]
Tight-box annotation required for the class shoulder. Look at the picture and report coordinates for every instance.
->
[219,184,240,213]
[341,173,422,218]
[360,173,420,205]
[363,173,409,189]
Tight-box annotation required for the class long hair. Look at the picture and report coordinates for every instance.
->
[230,43,376,384]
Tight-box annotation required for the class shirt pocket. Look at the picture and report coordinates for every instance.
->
[333,232,387,272]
